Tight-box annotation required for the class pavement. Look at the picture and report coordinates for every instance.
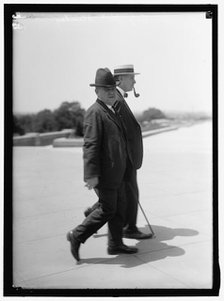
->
[12,121,214,290]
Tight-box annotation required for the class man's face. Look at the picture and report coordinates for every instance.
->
[119,74,136,92]
[96,86,116,106]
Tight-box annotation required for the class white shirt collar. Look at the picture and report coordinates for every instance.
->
[117,86,126,97]
[106,104,116,113]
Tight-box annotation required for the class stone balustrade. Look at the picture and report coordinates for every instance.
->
[13,129,73,146]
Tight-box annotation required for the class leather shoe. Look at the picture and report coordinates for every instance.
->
[108,244,138,255]
[123,229,153,240]
[66,231,81,261]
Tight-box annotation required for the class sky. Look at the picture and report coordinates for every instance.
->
[12,12,212,115]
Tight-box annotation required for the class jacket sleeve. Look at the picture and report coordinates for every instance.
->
[83,109,103,181]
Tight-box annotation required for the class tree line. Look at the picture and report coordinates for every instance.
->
[13,101,85,137]
[136,107,166,123]
[13,101,166,137]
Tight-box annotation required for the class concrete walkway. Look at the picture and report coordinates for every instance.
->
[13,121,213,290]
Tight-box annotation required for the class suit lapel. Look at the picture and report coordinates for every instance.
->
[115,89,138,125]
[96,99,122,130]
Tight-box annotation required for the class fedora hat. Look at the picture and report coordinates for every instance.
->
[113,64,140,76]
[90,68,117,87]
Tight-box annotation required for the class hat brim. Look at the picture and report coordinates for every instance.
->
[89,83,118,87]
[114,72,140,76]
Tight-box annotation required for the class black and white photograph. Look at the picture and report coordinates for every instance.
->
[3,2,221,298]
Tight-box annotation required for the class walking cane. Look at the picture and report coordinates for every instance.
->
[95,187,156,237]
[138,200,156,238]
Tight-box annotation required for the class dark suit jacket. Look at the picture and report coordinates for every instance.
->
[113,90,143,170]
[83,99,127,189]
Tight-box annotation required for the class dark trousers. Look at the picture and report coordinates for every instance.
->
[87,167,139,231]
[124,168,139,231]
[73,183,126,247]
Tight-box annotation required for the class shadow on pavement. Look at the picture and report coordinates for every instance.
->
[139,224,199,241]
[80,225,199,268]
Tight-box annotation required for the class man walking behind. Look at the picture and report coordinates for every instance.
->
[113,64,152,239]
[67,68,138,262]
[85,64,153,240]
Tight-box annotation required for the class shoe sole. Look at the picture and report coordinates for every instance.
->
[108,249,138,255]
[123,234,154,239]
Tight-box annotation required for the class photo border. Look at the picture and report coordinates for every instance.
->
[4,3,219,297]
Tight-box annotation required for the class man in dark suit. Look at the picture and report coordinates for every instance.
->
[85,65,152,239]
[66,68,138,262]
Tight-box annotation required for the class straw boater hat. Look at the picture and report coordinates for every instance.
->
[90,68,117,87]
[113,64,140,76]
